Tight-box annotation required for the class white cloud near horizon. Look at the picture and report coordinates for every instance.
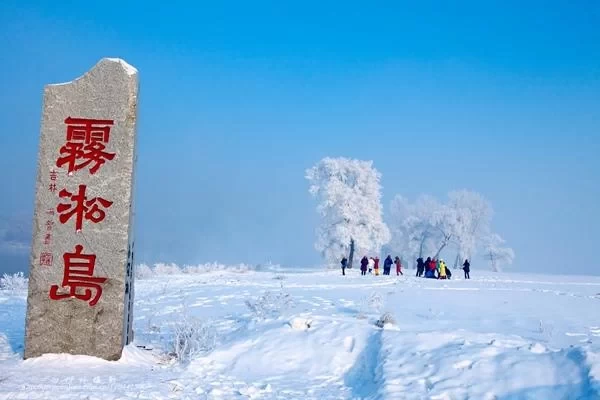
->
[0,215,30,255]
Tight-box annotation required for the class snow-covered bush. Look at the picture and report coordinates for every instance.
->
[538,319,554,341]
[289,317,313,330]
[367,292,385,313]
[171,316,216,363]
[245,286,294,320]
[0,272,28,291]
[134,262,267,279]
[134,263,154,279]
[375,312,396,328]
[357,292,385,318]
[153,263,182,276]
[183,262,256,274]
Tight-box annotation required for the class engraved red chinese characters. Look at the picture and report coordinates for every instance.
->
[56,117,116,175]
[57,184,113,231]
[49,244,107,306]
[40,252,53,267]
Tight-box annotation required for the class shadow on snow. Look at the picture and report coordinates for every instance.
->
[343,328,383,399]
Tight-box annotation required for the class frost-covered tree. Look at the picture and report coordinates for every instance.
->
[389,190,501,267]
[306,157,390,267]
[389,194,458,261]
[389,195,439,267]
[387,196,412,265]
[482,233,515,272]
[429,203,458,259]
[447,190,493,266]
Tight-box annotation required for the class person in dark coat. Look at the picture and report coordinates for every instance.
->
[341,257,348,276]
[416,257,425,277]
[360,256,368,276]
[446,265,452,279]
[383,255,393,275]
[462,259,471,279]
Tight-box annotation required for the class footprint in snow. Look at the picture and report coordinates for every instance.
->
[453,360,473,370]
[238,386,266,397]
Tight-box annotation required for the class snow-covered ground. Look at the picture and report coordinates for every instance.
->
[1,268,600,399]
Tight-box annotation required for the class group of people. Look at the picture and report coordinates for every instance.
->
[340,255,403,276]
[339,255,472,280]
[415,257,471,279]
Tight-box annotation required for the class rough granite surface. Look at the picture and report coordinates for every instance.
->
[24,58,138,361]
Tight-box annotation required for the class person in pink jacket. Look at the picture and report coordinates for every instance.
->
[394,256,403,276]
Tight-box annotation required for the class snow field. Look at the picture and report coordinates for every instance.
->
[0,269,599,399]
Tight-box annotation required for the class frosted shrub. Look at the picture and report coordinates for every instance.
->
[171,317,216,363]
[367,292,385,313]
[153,263,182,276]
[134,262,263,279]
[183,262,255,274]
[375,312,396,328]
[134,263,154,279]
[254,262,284,272]
[245,287,294,320]
[0,272,28,291]
[289,317,313,330]
[182,264,208,274]
[538,319,554,339]
[357,292,385,319]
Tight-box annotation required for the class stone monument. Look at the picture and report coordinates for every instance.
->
[24,58,139,361]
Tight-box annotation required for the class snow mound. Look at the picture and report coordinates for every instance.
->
[289,317,313,330]
[529,342,547,354]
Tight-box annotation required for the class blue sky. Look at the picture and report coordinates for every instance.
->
[0,1,599,274]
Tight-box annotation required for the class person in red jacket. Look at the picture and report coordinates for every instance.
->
[427,258,437,279]
[394,256,403,276]
[429,258,437,271]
